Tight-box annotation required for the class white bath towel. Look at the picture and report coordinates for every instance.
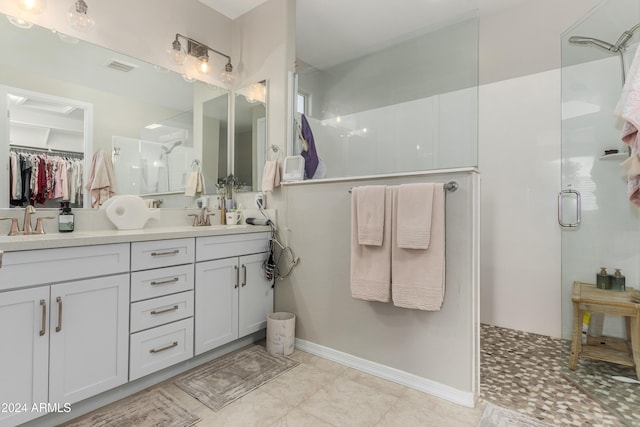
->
[615,42,640,206]
[262,160,281,192]
[353,185,386,246]
[350,186,392,303]
[391,183,445,311]
[85,148,116,208]
[396,183,435,249]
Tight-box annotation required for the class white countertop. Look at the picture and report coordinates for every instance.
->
[0,225,271,252]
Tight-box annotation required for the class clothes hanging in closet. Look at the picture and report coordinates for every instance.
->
[9,150,84,207]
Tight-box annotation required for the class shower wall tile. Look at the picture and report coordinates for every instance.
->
[479,69,562,338]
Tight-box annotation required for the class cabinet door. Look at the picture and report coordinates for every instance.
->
[49,274,129,405]
[0,287,49,427]
[239,253,274,338]
[195,257,239,355]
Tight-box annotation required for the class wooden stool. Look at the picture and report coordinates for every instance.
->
[569,281,640,379]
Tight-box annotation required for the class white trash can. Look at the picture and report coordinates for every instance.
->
[266,312,296,356]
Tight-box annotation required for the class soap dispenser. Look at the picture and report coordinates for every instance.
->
[596,267,611,290]
[58,202,74,233]
[611,269,626,292]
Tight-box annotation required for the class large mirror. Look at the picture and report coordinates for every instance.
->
[234,81,267,192]
[0,13,230,208]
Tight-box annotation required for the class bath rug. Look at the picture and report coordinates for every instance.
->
[478,403,555,427]
[174,344,299,411]
[62,387,199,427]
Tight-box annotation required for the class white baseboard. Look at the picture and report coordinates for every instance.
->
[295,338,476,408]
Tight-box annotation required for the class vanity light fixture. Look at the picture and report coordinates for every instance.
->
[16,0,46,14]
[168,33,233,82]
[67,0,95,32]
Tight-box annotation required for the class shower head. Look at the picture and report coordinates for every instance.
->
[160,140,182,154]
[568,36,617,52]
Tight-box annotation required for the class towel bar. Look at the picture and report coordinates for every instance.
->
[348,181,458,194]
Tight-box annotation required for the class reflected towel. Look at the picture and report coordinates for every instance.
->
[350,186,392,302]
[85,148,116,208]
[397,183,435,249]
[391,183,445,311]
[615,42,640,206]
[261,160,281,192]
[353,186,386,246]
[300,114,319,179]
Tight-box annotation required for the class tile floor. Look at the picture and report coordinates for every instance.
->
[67,324,633,427]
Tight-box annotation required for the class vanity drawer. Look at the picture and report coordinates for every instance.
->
[0,244,130,291]
[130,291,194,333]
[131,238,195,271]
[196,232,270,262]
[130,264,194,302]
[129,318,194,381]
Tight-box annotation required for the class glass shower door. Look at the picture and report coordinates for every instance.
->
[561,0,640,424]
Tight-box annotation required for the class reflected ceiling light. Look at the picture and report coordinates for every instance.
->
[6,15,33,29]
[244,81,266,103]
[182,74,196,83]
[168,33,233,82]
[16,0,46,14]
[67,0,94,32]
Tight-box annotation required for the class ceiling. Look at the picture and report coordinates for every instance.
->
[200,0,530,69]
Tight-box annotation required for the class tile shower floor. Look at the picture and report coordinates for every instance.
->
[68,324,632,426]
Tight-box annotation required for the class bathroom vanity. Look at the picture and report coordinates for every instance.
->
[0,226,272,427]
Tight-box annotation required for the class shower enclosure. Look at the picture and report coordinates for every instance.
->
[561,0,640,424]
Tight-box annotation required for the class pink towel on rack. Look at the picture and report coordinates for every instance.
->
[261,160,281,192]
[615,42,640,206]
[396,183,435,249]
[85,148,116,208]
[391,183,445,311]
[354,185,386,246]
[350,186,392,302]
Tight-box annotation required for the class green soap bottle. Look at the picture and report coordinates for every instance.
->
[596,267,611,290]
[611,269,626,292]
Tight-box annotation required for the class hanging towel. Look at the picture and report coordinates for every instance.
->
[300,114,319,179]
[615,42,640,206]
[261,160,281,192]
[85,148,116,208]
[350,186,392,302]
[184,161,205,197]
[353,185,386,246]
[396,183,435,249]
[391,183,445,311]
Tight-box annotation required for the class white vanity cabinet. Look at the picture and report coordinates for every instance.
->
[129,238,195,381]
[0,244,130,427]
[195,232,273,355]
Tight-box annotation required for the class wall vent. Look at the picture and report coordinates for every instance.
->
[105,59,137,73]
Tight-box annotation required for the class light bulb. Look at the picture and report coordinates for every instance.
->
[197,56,209,74]
[67,0,94,32]
[167,39,187,65]
[17,0,46,14]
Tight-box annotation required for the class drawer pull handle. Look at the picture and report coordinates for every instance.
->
[55,297,62,332]
[149,341,178,354]
[234,265,239,289]
[0,249,3,268]
[150,250,180,257]
[150,277,179,286]
[242,264,247,287]
[39,299,46,336]
[150,305,179,315]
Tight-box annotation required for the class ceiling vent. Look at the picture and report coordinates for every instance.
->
[105,59,137,73]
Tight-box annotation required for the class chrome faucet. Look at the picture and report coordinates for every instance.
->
[188,208,215,227]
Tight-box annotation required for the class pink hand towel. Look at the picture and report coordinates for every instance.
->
[85,148,116,208]
[262,160,281,192]
[353,186,386,246]
[391,183,445,311]
[396,183,435,249]
[350,186,392,303]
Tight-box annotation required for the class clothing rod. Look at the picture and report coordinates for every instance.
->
[10,145,84,157]
[348,181,458,194]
